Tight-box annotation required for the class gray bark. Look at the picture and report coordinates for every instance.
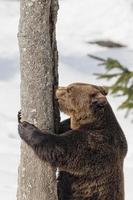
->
[17,0,59,200]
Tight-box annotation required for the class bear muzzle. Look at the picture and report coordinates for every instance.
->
[55,87,67,100]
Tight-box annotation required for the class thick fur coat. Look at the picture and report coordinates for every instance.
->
[18,83,127,200]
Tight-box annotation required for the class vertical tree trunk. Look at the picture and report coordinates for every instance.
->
[17,0,59,200]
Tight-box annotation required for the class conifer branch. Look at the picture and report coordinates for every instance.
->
[88,54,133,117]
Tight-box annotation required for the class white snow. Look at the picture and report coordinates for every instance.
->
[0,0,133,199]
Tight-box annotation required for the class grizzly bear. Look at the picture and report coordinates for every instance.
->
[18,83,127,200]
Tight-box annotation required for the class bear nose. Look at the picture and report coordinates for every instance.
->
[55,87,66,99]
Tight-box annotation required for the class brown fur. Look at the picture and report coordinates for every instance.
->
[56,83,108,129]
[18,83,127,200]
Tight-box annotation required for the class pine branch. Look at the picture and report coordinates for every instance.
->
[88,54,106,62]
[88,54,133,117]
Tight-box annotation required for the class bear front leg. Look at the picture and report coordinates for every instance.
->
[18,121,66,166]
[17,110,48,146]
[18,121,46,147]
[18,114,89,173]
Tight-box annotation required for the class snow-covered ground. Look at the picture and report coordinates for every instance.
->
[0,0,133,199]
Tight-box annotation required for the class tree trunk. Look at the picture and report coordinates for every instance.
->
[17,0,59,200]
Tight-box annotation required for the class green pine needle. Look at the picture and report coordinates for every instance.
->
[88,54,133,118]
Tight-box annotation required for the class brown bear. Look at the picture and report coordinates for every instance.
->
[18,82,127,200]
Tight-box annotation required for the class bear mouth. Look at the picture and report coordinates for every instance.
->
[57,99,67,113]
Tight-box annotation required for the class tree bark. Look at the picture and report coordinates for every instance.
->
[17,0,59,200]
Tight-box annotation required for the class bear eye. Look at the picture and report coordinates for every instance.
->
[67,87,73,93]
[91,92,96,98]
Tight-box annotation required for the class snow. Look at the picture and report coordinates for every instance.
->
[0,0,133,199]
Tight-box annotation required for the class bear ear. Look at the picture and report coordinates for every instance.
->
[98,86,108,96]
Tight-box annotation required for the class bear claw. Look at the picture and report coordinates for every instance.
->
[18,110,22,123]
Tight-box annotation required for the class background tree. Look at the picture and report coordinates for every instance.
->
[17,0,59,200]
[88,54,133,118]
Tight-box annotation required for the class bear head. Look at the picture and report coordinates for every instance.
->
[56,83,108,129]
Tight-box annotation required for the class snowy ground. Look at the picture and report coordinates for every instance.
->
[0,0,133,199]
